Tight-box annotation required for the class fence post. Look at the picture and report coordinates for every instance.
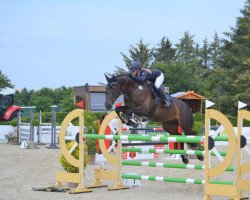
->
[37,111,42,144]
[17,111,21,143]
[48,110,59,149]
[30,111,34,142]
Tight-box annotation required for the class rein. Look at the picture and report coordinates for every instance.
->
[120,76,130,93]
[117,76,142,98]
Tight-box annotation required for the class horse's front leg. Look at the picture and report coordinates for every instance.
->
[125,105,149,123]
[115,105,147,126]
[115,106,133,124]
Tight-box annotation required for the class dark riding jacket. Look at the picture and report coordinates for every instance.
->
[132,69,161,83]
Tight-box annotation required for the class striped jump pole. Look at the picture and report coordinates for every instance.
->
[121,147,227,157]
[122,142,168,146]
[85,134,228,143]
[122,127,165,131]
[121,174,236,185]
[121,160,236,172]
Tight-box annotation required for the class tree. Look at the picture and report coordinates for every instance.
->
[231,1,250,105]
[29,96,53,112]
[54,86,73,106]
[199,38,211,70]
[0,70,13,88]
[34,88,55,101]
[14,88,33,106]
[28,88,55,111]
[175,32,200,73]
[55,87,76,112]
[60,95,76,112]
[117,39,154,74]
[210,32,222,68]
[26,87,76,112]
[153,62,203,94]
[203,67,236,114]
[153,37,176,63]
[219,0,250,112]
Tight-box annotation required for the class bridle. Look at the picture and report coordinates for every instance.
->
[106,79,123,105]
[106,76,129,94]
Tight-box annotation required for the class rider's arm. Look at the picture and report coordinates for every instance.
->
[132,71,148,83]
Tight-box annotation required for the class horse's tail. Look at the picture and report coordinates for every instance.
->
[190,108,194,132]
[184,101,194,135]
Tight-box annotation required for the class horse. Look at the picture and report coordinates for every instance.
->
[104,73,204,164]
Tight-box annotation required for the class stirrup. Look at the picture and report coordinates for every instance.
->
[164,100,171,107]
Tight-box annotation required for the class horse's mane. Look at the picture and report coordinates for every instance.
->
[114,73,151,89]
[114,73,129,78]
[115,73,141,84]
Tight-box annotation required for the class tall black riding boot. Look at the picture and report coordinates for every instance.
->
[158,85,172,107]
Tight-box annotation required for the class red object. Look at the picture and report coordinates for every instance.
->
[122,151,128,160]
[3,105,22,121]
[177,125,182,134]
[169,125,182,151]
[169,142,181,150]
[115,102,123,107]
[96,120,111,154]
[76,101,84,108]
[153,144,164,158]
[154,127,163,131]
[104,125,111,149]
[129,151,136,159]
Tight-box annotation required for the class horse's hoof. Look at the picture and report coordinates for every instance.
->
[131,122,138,127]
[197,155,204,161]
[141,116,148,122]
[125,120,136,127]
[181,155,189,164]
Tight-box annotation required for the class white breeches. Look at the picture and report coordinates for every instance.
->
[154,72,164,89]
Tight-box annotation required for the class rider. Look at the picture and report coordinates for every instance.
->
[129,61,171,107]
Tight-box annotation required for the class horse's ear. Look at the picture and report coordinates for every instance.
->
[104,73,110,82]
[111,75,116,82]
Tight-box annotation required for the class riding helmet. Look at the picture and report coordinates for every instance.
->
[130,61,142,72]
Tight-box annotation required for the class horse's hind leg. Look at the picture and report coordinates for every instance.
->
[179,143,189,164]
[179,116,204,162]
[162,121,189,164]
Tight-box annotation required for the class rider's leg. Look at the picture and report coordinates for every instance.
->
[154,73,171,107]
[154,72,164,89]
[157,86,171,107]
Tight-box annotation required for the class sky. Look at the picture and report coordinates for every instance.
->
[0,0,246,90]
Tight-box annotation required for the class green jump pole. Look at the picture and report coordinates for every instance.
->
[85,134,229,143]
[85,134,205,143]
[121,160,236,172]
[121,174,235,185]
[121,147,227,157]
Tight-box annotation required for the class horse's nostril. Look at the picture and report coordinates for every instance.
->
[105,103,112,110]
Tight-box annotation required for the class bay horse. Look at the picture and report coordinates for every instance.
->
[104,74,204,164]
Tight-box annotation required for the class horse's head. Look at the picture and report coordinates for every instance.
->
[104,74,122,110]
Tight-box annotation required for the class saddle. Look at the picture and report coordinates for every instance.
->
[148,83,162,100]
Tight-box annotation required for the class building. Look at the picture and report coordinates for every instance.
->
[73,84,205,113]
[171,90,206,113]
[73,84,106,111]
